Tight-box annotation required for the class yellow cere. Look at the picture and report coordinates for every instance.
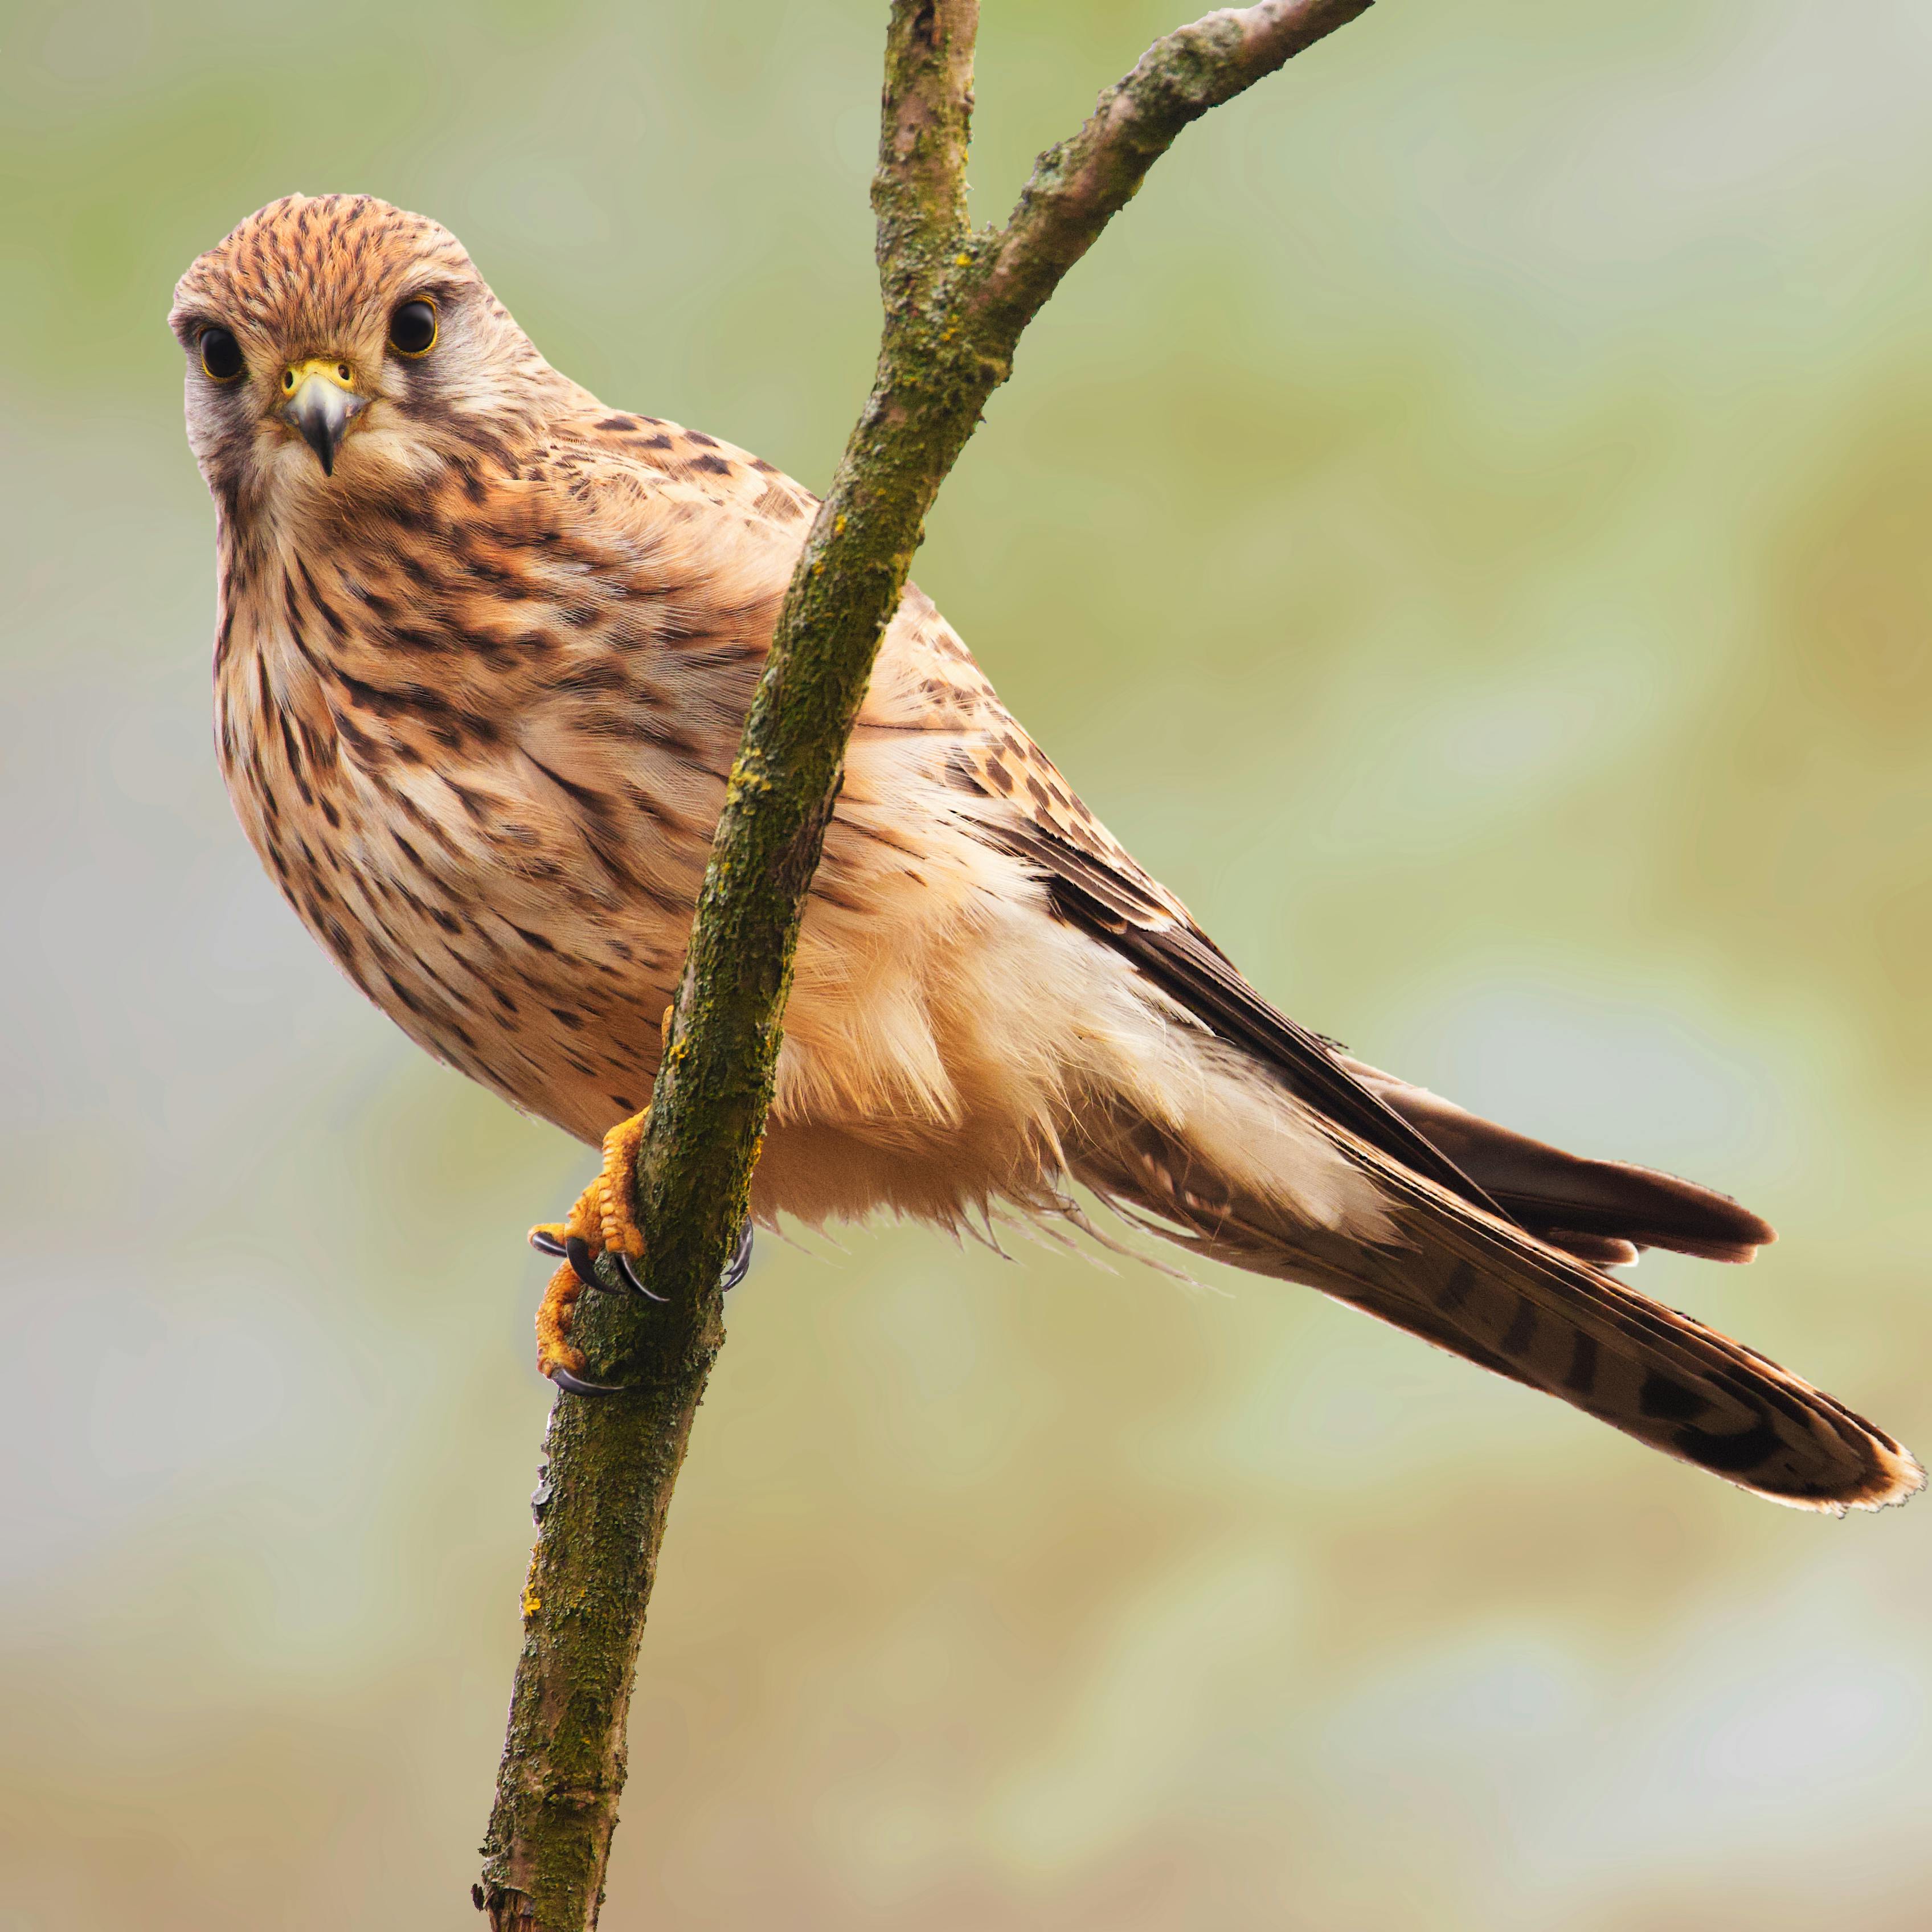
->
[280,356,358,395]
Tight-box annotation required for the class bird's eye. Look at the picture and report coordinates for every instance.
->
[200,326,245,382]
[388,298,438,358]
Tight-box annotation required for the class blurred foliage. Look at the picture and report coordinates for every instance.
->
[3,1,1930,1926]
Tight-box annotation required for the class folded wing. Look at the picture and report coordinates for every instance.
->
[943,753,1917,1511]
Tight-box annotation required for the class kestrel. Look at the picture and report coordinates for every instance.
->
[171,194,1918,1512]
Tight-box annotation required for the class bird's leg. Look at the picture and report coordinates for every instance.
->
[528,1108,660,1387]
[592,1108,654,1288]
[525,1037,757,1393]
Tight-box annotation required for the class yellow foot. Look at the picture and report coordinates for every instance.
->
[534,1257,589,1382]
[525,1103,755,1394]
[595,1109,651,1266]
[529,1110,656,1390]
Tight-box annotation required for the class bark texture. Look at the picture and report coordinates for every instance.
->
[475,4,1373,1925]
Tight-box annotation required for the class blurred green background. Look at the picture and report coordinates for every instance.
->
[5,1,1931,1925]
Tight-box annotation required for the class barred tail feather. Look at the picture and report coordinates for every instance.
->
[1070,1090,1922,1515]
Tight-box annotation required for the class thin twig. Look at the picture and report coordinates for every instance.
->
[976,0,1376,340]
[474,5,1371,1925]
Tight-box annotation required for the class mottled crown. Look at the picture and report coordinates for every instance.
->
[169,193,478,353]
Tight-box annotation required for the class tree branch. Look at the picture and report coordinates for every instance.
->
[976,0,1375,341]
[875,0,978,270]
[474,4,1371,1926]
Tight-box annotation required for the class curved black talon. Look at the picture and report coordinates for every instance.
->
[564,1234,601,1288]
[549,1225,749,1304]
[549,1365,632,1398]
[612,1249,671,1303]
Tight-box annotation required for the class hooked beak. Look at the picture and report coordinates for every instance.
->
[279,358,367,476]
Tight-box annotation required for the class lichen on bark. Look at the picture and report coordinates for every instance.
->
[476,5,1374,1926]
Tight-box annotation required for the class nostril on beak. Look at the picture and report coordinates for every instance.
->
[280,358,354,395]
[281,375,366,476]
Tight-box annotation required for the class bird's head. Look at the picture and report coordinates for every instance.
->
[170,194,561,512]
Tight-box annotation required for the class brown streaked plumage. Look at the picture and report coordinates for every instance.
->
[171,194,1919,1510]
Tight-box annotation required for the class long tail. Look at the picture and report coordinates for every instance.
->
[1068,1078,1921,1515]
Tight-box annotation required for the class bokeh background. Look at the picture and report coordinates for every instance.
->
[5,1,1932,1925]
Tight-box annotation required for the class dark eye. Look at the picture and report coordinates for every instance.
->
[388,298,438,357]
[199,326,244,382]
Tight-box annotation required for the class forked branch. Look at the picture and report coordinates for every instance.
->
[476,5,1373,1926]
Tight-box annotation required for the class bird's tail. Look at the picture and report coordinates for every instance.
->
[1066,1056,1921,1513]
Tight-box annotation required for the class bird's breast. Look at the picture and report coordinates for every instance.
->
[207,464,1030,1160]
[212,547,748,1143]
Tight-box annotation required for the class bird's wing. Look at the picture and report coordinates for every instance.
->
[1331,1054,1771,1262]
[939,719,1922,1512]
[973,803,1513,1217]
[940,721,1772,1268]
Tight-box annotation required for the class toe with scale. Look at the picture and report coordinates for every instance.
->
[526,1107,754,1397]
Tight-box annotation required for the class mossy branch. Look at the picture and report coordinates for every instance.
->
[474,3,1372,1925]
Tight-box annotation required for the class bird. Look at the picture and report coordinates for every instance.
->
[170,192,1918,1513]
